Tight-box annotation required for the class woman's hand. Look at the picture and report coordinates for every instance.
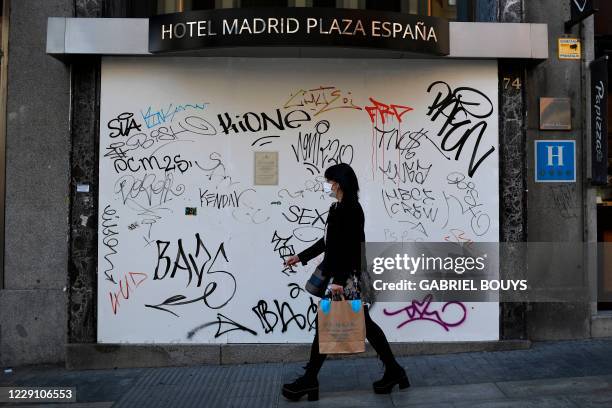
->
[330,284,344,296]
[284,255,300,266]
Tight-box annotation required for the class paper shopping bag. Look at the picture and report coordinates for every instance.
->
[317,299,365,354]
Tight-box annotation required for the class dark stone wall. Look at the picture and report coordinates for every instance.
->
[477,0,497,22]
[523,0,590,340]
[0,0,74,366]
[76,0,103,17]
[498,60,528,339]
[68,2,102,344]
[498,0,523,22]
[498,0,528,340]
[103,0,157,17]
[68,59,100,343]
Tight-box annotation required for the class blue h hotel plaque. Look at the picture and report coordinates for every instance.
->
[535,140,576,183]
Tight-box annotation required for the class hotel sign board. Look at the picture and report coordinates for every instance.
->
[149,8,450,55]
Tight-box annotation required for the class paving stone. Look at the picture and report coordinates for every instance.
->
[393,404,455,408]
[226,396,279,408]
[567,389,612,408]
[495,376,612,398]
[278,389,394,408]
[3,339,612,407]
[0,404,114,408]
[453,395,579,408]
[391,383,505,406]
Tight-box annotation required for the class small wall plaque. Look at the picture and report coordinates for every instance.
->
[254,151,279,185]
[76,183,90,193]
[558,38,581,60]
[540,98,572,130]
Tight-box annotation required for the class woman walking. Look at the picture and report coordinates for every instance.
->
[281,163,410,402]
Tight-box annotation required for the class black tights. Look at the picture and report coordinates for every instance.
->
[305,304,398,378]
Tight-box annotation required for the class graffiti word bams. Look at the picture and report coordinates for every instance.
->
[154,233,230,288]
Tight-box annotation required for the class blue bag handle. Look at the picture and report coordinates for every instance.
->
[320,298,362,315]
[320,299,331,315]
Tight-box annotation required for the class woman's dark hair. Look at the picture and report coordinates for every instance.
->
[324,163,360,202]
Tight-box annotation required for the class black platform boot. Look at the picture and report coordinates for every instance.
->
[372,361,410,394]
[281,364,319,402]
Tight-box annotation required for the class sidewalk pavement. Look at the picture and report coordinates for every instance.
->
[2,338,612,407]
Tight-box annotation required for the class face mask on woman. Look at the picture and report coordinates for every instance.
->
[323,181,336,198]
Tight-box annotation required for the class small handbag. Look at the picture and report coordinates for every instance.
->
[305,213,332,298]
[305,265,331,298]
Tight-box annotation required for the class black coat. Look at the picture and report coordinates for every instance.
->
[297,199,365,284]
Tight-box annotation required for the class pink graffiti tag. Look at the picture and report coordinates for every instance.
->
[383,294,467,331]
[110,272,148,315]
[365,97,414,125]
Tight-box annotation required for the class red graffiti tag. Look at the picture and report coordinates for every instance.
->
[365,97,413,125]
[443,229,475,247]
[109,272,148,315]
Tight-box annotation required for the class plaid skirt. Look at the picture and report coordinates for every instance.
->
[325,275,362,301]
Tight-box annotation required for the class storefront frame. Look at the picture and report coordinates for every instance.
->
[48,3,549,367]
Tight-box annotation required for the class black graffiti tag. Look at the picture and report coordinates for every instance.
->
[150,233,237,313]
[108,112,142,138]
[426,81,495,177]
[101,205,119,284]
[252,297,317,334]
